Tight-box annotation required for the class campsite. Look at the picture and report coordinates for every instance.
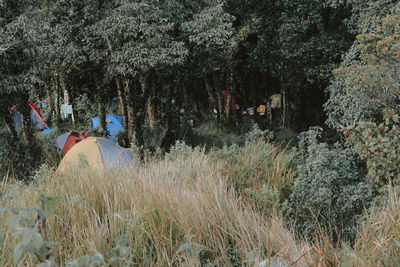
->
[0,1,399,266]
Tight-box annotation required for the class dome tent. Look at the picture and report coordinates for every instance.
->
[56,137,134,174]
[91,114,123,142]
[56,131,86,156]
[11,101,49,131]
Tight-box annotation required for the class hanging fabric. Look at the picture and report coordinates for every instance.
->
[61,104,75,121]
[270,94,281,109]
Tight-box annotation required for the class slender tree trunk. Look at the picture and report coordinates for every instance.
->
[3,112,18,141]
[126,76,146,156]
[161,75,181,151]
[20,98,33,144]
[224,90,231,121]
[45,83,54,124]
[281,87,286,127]
[146,73,156,128]
[21,114,28,143]
[134,75,147,150]
[53,74,61,125]
[205,78,216,116]
[97,94,106,135]
[116,78,129,144]
[60,73,70,105]
[267,101,272,128]
[126,79,135,145]
[217,93,223,121]
[146,97,155,128]
[225,70,234,121]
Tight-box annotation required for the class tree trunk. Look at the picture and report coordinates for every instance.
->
[97,94,106,135]
[267,101,272,128]
[146,97,155,128]
[161,76,181,152]
[134,75,147,150]
[281,87,286,127]
[224,90,231,121]
[217,93,223,121]
[116,78,129,144]
[3,112,18,141]
[225,70,235,121]
[126,79,135,145]
[45,84,54,124]
[53,74,61,125]
[205,78,216,116]
[60,73,70,105]
[146,74,156,128]
[20,99,33,144]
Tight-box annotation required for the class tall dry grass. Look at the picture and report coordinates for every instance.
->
[213,138,296,192]
[306,185,400,267]
[2,142,398,266]
[349,184,400,266]
[0,147,310,266]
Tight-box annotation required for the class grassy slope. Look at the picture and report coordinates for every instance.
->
[0,145,308,266]
[0,141,398,266]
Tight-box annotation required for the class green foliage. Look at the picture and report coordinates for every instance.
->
[92,0,188,78]
[0,128,43,180]
[182,1,236,75]
[190,120,245,149]
[325,5,400,129]
[72,94,99,129]
[165,140,196,161]
[245,124,274,143]
[343,108,400,187]
[1,192,58,266]
[274,127,299,147]
[245,186,280,214]
[212,125,295,200]
[285,128,376,242]
[65,250,105,267]
[247,0,354,127]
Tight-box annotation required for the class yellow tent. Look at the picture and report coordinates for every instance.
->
[56,137,134,174]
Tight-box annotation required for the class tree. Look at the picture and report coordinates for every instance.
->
[325,3,400,129]
[328,7,400,186]
[182,1,236,121]
[248,0,354,128]
[92,0,188,149]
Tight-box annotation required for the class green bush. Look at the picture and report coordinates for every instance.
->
[343,108,400,187]
[0,129,43,180]
[211,125,296,215]
[189,120,245,149]
[284,128,376,242]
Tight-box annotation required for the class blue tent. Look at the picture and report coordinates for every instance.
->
[12,102,49,132]
[91,114,123,142]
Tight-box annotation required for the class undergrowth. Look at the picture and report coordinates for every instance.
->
[0,129,398,266]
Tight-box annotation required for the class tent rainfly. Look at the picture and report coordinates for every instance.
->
[11,101,49,131]
[91,114,123,142]
[56,131,86,156]
[56,137,134,174]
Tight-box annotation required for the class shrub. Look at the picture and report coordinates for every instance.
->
[343,108,400,187]
[284,128,376,242]
[212,125,296,214]
[190,120,245,149]
[0,128,44,180]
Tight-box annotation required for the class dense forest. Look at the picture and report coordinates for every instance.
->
[0,0,399,266]
[1,0,399,166]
